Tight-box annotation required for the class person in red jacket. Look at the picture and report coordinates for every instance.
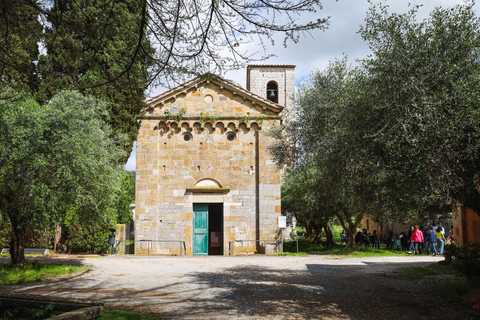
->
[410,225,424,255]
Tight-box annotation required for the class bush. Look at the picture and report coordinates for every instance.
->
[0,218,52,250]
[289,231,297,240]
[64,219,111,254]
[461,288,480,311]
[62,208,111,254]
[449,242,480,287]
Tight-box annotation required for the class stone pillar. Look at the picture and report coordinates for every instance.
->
[116,224,126,254]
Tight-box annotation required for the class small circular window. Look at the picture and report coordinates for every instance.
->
[226,132,236,142]
[183,133,192,142]
[204,95,213,103]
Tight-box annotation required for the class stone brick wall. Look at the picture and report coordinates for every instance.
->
[135,81,282,255]
[246,66,295,109]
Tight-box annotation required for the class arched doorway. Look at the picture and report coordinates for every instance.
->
[190,179,226,256]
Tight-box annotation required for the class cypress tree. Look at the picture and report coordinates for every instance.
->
[37,0,153,158]
[0,0,41,95]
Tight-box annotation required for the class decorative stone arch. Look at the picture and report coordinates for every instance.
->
[186,178,230,194]
[194,178,222,189]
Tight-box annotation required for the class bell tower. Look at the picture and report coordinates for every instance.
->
[246,65,295,109]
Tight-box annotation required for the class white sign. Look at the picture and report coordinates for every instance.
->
[278,216,287,229]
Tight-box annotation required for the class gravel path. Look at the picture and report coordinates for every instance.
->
[0,254,476,319]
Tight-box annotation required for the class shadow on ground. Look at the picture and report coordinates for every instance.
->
[2,258,477,319]
[158,262,455,319]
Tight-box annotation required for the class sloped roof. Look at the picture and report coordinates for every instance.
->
[144,72,284,113]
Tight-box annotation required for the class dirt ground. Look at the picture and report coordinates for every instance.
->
[0,254,477,319]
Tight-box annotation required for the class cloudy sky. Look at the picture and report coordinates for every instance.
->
[125,0,471,171]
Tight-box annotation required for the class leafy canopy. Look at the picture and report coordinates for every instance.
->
[272,2,480,246]
[0,89,127,264]
[357,1,480,214]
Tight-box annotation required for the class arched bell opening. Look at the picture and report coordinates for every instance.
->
[266,81,278,104]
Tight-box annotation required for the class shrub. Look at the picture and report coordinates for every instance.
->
[63,208,111,254]
[64,219,111,254]
[449,242,480,287]
[461,288,480,311]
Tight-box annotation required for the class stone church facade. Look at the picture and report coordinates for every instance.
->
[134,65,295,255]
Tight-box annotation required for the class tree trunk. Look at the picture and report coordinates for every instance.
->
[54,224,61,252]
[336,212,364,249]
[346,226,358,248]
[10,227,26,265]
[323,224,334,247]
[304,224,313,240]
[312,223,323,244]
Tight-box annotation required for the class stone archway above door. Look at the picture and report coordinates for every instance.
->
[186,178,230,194]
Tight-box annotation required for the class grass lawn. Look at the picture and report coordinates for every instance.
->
[281,239,410,257]
[0,261,88,286]
[99,310,164,320]
[0,262,165,319]
[403,263,475,310]
[0,308,165,320]
[404,262,455,280]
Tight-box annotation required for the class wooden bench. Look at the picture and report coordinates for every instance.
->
[1,248,51,255]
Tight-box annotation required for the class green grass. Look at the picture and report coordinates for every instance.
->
[0,261,88,285]
[403,263,453,280]
[98,310,164,320]
[283,239,407,257]
[77,255,103,258]
[291,225,345,244]
[0,308,165,320]
[273,252,308,257]
[1,305,61,319]
[403,263,471,304]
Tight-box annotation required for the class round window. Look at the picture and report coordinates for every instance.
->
[183,133,192,142]
[226,132,236,142]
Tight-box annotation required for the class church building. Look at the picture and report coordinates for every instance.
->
[134,65,295,255]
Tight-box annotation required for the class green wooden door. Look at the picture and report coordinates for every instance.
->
[193,203,208,255]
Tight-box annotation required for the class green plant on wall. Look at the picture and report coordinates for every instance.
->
[164,107,186,121]
[240,115,266,124]
[256,115,266,124]
[200,113,218,123]
[241,115,250,123]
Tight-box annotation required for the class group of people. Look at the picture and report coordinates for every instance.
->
[344,221,454,255]
[405,222,453,256]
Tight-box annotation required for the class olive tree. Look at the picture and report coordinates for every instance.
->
[0,90,126,264]
[357,1,480,216]
[273,2,480,246]
[282,160,336,245]
[271,59,391,247]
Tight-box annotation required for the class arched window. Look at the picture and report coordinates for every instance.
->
[266,81,278,103]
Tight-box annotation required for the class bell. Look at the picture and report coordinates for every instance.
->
[269,90,275,99]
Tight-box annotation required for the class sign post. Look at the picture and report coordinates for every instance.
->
[278,216,287,253]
